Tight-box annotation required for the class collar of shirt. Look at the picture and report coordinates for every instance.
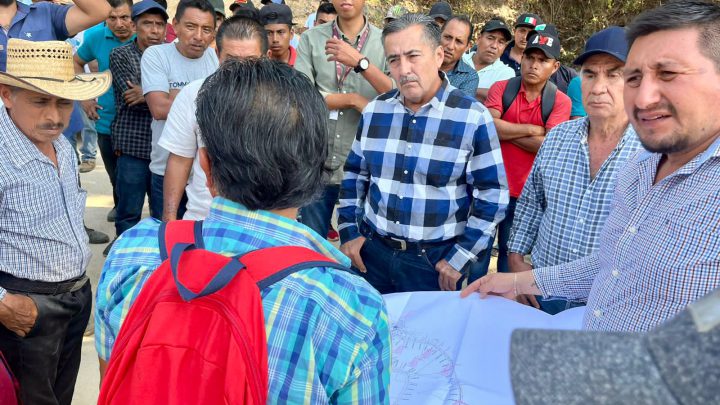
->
[204,197,351,267]
[578,118,636,151]
[287,45,297,66]
[635,133,720,175]
[449,58,475,74]
[387,72,450,113]
[332,17,369,45]
[13,2,31,24]
[0,107,64,168]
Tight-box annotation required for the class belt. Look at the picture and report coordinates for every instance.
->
[370,229,455,252]
[0,272,88,295]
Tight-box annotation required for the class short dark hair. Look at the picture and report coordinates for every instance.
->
[383,13,441,49]
[196,59,330,210]
[175,0,216,24]
[627,0,720,70]
[216,15,269,54]
[442,15,474,44]
[108,0,133,10]
[316,2,336,16]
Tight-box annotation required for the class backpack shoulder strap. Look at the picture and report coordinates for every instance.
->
[158,220,204,261]
[239,246,350,290]
[501,76,523,119]
[540,80,558,126]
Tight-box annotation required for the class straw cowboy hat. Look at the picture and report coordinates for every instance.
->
[0,38,111,100]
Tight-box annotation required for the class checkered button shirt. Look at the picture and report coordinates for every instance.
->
[508,118,643,268]
[110,41,153,160]
[534,135,720,332]
[338,77,508,272]
[0,107,90,300]
[96,198,390,403]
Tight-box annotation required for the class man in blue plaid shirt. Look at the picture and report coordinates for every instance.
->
[507,27,643,314]
[463,1,720,333]
[338,13,508,293]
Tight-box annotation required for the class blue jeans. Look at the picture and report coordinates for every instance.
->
[79,110,97,161]
[538,297,586,315]
[115,155,152,236]
[470,196,517,283]
[150,173,187,221]
[299,184,339,238]
[97,133,118,207]
[356,222,461,294]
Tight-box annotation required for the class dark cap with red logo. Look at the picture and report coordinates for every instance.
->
[524,32,561,60]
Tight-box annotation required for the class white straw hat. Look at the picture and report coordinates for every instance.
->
[0,39,111,100]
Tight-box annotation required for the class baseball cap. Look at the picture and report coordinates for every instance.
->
[230,0,256,12]
[208,0,226,17]
[259,3,294,26]
[515,13,542,29]
[131,0,169,21]
[481,19,512,41]
[428,1,452,21]
[530,23,558,38]
[524,32,561,60]
[385,5,408,21]
[510,287,720,405]
[573,26,629,65]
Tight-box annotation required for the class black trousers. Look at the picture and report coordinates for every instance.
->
[0,282,92,405]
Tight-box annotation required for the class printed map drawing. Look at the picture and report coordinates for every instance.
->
[384,291,585,405]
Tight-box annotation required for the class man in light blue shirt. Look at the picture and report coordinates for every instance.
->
[463,2,720,332]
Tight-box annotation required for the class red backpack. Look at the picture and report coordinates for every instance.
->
[98,220,348,404]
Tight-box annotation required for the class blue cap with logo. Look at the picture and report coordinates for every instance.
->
[573,26,629,65]
[131,0,169,21]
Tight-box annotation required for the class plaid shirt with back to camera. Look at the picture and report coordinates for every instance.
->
[338,76,509,272]
[109,40,153,160]
[534,135,720,332]
[96,198,390,403]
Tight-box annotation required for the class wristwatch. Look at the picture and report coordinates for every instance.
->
[353,57,370,73]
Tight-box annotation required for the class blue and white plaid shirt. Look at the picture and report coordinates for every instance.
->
[534,135,720,332]
[0,107,90,300]
[508,118,642,269]
[338,76,508,272]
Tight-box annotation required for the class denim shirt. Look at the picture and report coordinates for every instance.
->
[0,1,70,71]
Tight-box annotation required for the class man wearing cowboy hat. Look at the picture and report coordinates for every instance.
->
[0,39,111,405]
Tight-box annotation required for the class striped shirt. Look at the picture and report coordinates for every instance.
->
[0,107,89,300]
[338,76,508,272]
[534,135,720,332]
[508,118,642,269]
[96,198,390,403]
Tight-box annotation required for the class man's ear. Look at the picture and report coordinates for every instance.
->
[198,147,217,197]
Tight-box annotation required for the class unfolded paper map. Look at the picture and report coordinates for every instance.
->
[384,291,585,405]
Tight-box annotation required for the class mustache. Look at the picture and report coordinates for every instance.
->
[399,75,419,85]
[38,123,65,131]
[633,102,676,120]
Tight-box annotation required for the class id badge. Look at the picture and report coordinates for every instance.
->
[329,109,339,121]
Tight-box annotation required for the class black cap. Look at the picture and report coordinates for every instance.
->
[524,32,561,60]
[259,3,294,26]
[230,0,256,12]
[481,19,512,41]
[514,13,542,29]
[529,23,558,38]
[429,1,452,22]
